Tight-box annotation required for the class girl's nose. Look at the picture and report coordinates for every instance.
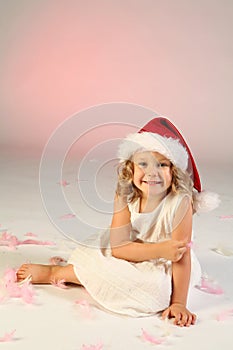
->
[147,163,160,177]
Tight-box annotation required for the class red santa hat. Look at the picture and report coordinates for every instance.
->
[117,116,220,213]
[139,117,201,192]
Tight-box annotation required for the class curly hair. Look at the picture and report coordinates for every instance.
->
[116,159,194,203]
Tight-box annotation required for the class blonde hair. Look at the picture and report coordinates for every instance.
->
[116,159,194,203]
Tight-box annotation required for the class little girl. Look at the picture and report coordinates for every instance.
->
[17,117,218,326]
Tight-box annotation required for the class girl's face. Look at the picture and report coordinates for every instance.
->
[132,151,172,198]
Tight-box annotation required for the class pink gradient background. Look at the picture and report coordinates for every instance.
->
[0,0,233,162]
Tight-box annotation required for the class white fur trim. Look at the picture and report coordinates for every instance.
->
[193,191,221,213]
[117,132,188,171]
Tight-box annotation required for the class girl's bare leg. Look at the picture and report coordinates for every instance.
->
[16,263,81,285]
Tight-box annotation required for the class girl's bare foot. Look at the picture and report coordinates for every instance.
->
[16,263,81,285]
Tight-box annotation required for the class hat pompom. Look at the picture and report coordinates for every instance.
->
[193,191,221,213]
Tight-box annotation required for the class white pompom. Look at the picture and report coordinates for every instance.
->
[193,191,221,213]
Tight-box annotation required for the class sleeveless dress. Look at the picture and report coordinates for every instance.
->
[68,193,201,317]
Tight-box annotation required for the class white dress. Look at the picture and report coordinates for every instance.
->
[68,193,201,317]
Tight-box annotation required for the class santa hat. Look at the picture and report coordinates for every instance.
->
[117,117,220,213]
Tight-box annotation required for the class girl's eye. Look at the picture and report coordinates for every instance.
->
[159,162,170,168]
[138,162,148,168]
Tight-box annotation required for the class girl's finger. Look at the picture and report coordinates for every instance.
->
[186,314,193,327]
[180,313,188,327]
[191,313,197,325]
[179,247,187,256]
[161,308,170,320]
[174,312,182,325]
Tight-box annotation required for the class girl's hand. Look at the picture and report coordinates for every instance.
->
[158,240,187,262]
[161,303,196,327]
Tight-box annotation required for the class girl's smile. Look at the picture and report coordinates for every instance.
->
[142,180,163,185]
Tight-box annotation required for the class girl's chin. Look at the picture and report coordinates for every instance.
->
[144,189,167,197]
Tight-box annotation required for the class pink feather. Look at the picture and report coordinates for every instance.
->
[3,268,17,284]
[0,232,19,249]
[141,329,164,345]
[20,283,35,304]
[1,232,12,240]
[0,232,55,247]
[0,296,6,304]
[3,268,19,297]
[60,213,76,219]
[75,299,92,318]
[24,232,38,237]
[51,279,68,289]
[187,241,193,248]
[49,256,67,265]
[216,308,233,321]
[5,282,21,298]
[81,342,103,350]
[20,239,55,246]
[75,299,90,307]
[0,288,8,304]
[0,330,16,342]
[1,268,35,304]
[195,276,224,295]
[57,180,70,186]
[219,214,233,220]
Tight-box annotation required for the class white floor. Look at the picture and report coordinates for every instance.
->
[1,148,233,350]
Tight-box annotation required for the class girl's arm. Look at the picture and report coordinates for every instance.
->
[110,195,187,262]
[162,196,196,327]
